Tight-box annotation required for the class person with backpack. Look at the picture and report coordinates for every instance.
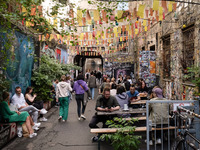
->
[73,74,91,120]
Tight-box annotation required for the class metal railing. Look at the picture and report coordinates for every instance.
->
[146,100,200,150]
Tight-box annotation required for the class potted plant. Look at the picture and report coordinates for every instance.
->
[100,117,141,150]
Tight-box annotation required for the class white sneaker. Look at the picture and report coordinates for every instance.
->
[81,115,86,120]
[58,116,62,121]
[34,122,41,128]
[32,126,39,131]
[40,117,48,122]
[40,109,47,115]
[78,117,81,121]
[29,133,37,138]
[62,120,66,122]
[145,139,153,146]
[149,140,153,146]
[156,138,161,144]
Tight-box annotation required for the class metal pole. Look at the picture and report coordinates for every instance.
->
[146,101,149,150]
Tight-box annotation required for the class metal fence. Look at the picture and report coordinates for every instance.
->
[146,100,200,150]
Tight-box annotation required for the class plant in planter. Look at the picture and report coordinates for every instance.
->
[184,66,200,98]
[31,55,80,102]
[100,117,141,150]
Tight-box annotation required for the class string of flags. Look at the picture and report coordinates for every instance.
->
[22,1,177,60]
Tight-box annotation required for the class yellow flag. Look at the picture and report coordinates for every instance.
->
[108,39,111,43]
[93,10,100,21]
[143,20,146,26]
[126,25,130,31]
[137,4,145,18]
[145,26,147,31]
[168,2,173,12]
[135,29,138,35]
[53,15,58,27]
[118,27,121,33]
[22,6,27,16]
[153,0,159,11]
[49,34,53,41]
[89,33,93,40]
[117,10,123,22]
[97,40,99,45]
[114,27,118,37]
[80,33,84,40]
[159,7,163,21]
[128,30,132,36]
[26,21,31,27]
[77,9,83,26]
[96,31,101,39]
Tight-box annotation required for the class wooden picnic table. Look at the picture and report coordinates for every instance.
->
[131,100,147,105]
[96,108,146,115]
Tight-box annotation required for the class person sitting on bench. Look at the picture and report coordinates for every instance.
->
[149,87,169,145]
[89,87,120,142]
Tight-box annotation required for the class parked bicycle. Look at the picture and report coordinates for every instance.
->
[173,106,200,150]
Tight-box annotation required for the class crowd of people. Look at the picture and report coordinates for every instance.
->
[0,70,168,145]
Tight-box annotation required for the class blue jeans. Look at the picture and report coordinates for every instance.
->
[90,88,95,99]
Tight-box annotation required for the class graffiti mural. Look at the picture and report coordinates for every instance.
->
[139,51,156,87]
[0,31,35,94]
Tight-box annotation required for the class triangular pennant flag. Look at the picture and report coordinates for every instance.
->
[77,9,83,26]
[117,10,123,22]
[153,0,159,11]
[137,4,145,18]
[159,7,163,21]
[93,10,100,21]
[168,2,173,12]
[31,5,36,16]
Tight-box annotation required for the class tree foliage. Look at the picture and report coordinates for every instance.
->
[31,55,81,102]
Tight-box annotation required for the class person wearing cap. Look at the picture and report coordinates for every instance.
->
[149,87,170,145]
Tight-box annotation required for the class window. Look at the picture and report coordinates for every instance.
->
[142,46,145,51]
[150,45,155,51]
[163,35,171,78]
[182,26,194,70]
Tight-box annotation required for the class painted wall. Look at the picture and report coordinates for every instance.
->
[0,31,35,94]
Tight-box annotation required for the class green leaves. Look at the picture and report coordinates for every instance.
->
[32,55,80,102]
[101,117,141,150]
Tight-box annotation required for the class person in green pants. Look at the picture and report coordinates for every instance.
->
[56,75,72,122]
[0,92,39,138]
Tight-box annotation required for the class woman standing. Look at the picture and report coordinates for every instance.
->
[73,74,91,120]
[56,75,72,122]
[0,92,39,138]
[88,72,97,100]
[25,87,47,122]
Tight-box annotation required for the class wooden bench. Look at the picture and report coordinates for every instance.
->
[124,116,146,121]
[91,126,177,150]
[91,126,177,134]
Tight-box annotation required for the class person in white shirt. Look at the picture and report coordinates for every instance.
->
[56,75,72,122]
[11,87,46,124]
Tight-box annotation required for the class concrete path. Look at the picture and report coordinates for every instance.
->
[2,88,114,150]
